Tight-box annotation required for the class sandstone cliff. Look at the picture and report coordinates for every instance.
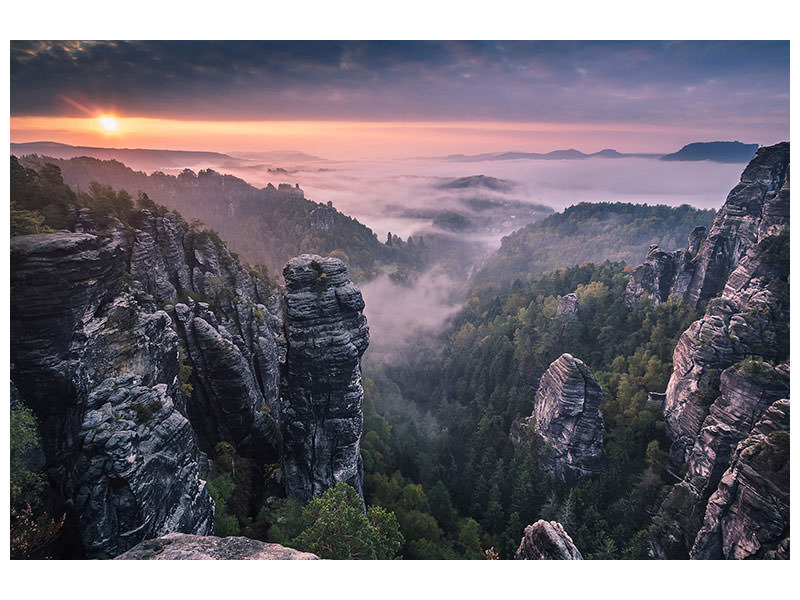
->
[524,353,605,483]
[515,520,583,560]
[644,142,790,559]
[10,211,369,557]
[691,399,789,559]
[281,255,369,501]
[626,142,789,310]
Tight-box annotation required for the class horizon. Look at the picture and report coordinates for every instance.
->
[9,41,789,160]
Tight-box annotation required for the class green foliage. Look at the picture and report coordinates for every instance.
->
[10,401,65,559]
[263,497,305,545]
[207,472,240,536]
[10,403,47,510]
[291,482,403,559]
[471,202,715,289]
[361,259,698,558]
[10,156,75,235]
[177,345,194,398]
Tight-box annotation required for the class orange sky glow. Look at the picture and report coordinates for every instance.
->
[9,115,760,160]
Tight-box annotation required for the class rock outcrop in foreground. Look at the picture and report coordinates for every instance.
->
[115,533,318,560]
[281,255,369,501]
[10,231,215,558]
[515,520,583,560]
[11,211,369,557]
[644,142,790,559]
[530,353,605,483]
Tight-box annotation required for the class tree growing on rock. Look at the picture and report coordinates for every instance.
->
[292,482,403,559]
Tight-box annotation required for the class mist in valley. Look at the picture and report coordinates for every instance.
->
[221,154,742,362]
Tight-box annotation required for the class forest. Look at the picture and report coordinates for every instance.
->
[471,201,715,289]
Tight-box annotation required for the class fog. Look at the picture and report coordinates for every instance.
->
[163,154,744,362]
[224,155,741,240]
[359,268,464,363]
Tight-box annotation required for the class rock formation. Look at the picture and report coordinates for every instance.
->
[10,231,214,558]
[515,520,583,560]
[281,255,369,501]
[691,399,789,559]
[556,292,579,317]
[644,142,790,559]
[10,211,369,557]
[626,142,789,310]
[529,353,604,483]
[115,532,319,560]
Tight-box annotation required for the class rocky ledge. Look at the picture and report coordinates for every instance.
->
[115,533,319,560]
[515,520,583,560]
[691,399,789,559]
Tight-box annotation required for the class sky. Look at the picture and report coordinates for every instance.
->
[9,40,790,159]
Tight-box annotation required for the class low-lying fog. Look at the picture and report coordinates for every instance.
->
[173,154,744,360]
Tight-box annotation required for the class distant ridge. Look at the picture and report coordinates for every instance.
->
[10,141,235,168]
[439,148,661,162]
[660,141,759,163]
[9,141,325,172]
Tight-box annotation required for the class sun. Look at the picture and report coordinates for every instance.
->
[98,115,119,132]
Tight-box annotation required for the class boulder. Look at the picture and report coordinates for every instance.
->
[515,520,583,560]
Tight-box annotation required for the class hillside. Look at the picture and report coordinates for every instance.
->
[470,202,716,289]
[15,154,425,281]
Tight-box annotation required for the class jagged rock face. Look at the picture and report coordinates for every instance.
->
[649,143,790,559]
[281,255,369,501]
[663,229,789,464]
[691,399,789,559]
[10,233,214,558]
[625,243,695,307]
[531,353,604,483]
[309,203,335,231]
[556,292,579,316]
[9,210,292,557]
[626,143,789,309]
[115,532,319,560]
[76,376,213,558]
[684,142,789,309]
[683,363,788,500]
[128,211,286,461]
[650,362,789,560]
[515,520,583,560]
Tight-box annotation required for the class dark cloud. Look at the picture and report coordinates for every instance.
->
[10,40,789,129]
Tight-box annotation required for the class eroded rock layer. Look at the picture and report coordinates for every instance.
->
[691,399,789,559]
[531,353,604,483]
[281,255,369,501]
[626,142,789,310]
[645,142,790,560]
[10,231,214,558]
[11,211,370,557]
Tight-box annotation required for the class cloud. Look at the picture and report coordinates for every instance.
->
[10,41,789,133]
